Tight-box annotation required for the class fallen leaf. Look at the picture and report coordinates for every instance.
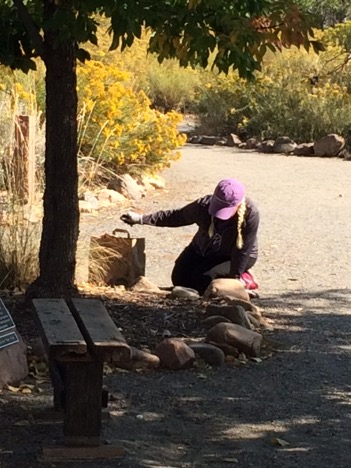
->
[6,385,20,393]
[222,458,239,463]
[197,374,208,379]
[271,437,290,447]
[250,357,262,363]
[14,420,31,427]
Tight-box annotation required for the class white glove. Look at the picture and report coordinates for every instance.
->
[120,211,143,226]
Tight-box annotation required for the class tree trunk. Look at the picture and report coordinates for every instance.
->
[26,6,79,299]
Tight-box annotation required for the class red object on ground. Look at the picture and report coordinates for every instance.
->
[241,271,259,290]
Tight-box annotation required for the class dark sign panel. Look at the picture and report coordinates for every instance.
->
[0,331,18,350]
[0,299,15,333]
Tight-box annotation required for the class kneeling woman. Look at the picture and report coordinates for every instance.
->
[121,178,259,295]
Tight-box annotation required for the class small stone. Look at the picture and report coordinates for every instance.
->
[155,339,195,370]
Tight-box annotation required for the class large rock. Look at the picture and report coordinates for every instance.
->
[204,278,250,302]
[245,137,259,149]
[155,339,195,370]
[205,304,251,329]
[97,188,126,203]
[206,322,263,357]
[293,143,314,156]
[198,135,221,146]
[314,134,345,157]
[227,134,242,147]
[257,140,275,153]
[273,136,296,154]
[130,276,162,294]
[201,315,232,329]
[0,333,28,389]
[188,343,225,367]
[108,174,145,200]
[141,174,166,190]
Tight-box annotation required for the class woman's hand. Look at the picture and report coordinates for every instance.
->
[120,211,143,225]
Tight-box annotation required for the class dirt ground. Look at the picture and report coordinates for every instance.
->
[1,145,351,468]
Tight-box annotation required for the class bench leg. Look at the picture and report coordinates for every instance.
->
[49,361,65,410]
[63,360,104,446]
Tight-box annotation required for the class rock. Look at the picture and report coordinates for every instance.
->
[187,135,201,144]
[207,341,239,357]
[273,136,296,154]
[198,135,221,146]
[206,322,263,357]
[97,199,111,210]
[170,286,200,300]
[79,200,96,213]
[189,343,225,367]
[338,148,351,160]
[0,333,28,389]
[97,188,126,203]
[108,174,145,200]
[130,276,162,294]
[204,278,250,302]
[257,140,275,153]
[201,315,232,329]
[155,338,196,370]
[142,174,166,190]
[30,337,47,360]
[216,138,230,146]
[83,192,99,208]
[228,134,242,146]
[293,143,314,156]
[245,137,259,149]
[205,304,251,329]
[115,346,160,371]
[314,134,345,156]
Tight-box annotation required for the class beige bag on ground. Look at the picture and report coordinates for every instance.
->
[88,228,146,287]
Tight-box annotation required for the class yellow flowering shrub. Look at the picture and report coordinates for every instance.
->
[77,60,186,176]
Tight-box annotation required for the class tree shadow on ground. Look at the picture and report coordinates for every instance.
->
[2,288,351,467]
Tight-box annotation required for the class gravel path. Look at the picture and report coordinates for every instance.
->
[78,144,351,295]
[76,145,351,467]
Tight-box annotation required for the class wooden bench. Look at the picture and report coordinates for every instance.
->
[32,298,131,450]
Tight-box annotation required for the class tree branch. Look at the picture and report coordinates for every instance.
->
[12,0,45,59]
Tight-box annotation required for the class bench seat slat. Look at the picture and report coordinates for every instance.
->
[32,299,87,359]
[71,299,131,362]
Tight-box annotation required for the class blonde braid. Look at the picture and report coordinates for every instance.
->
[208,216,215,238]
[236,198,246,249]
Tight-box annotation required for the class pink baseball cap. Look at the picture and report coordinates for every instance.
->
[208,178,246,220]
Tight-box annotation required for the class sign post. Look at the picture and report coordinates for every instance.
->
[0,299,18,349]
[0,299,28,389]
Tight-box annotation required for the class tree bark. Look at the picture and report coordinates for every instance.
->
[26,2,79,299]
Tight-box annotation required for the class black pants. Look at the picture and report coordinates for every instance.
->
[171,244,256,295]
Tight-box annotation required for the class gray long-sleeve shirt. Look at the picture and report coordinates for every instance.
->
[141,195,259,277]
